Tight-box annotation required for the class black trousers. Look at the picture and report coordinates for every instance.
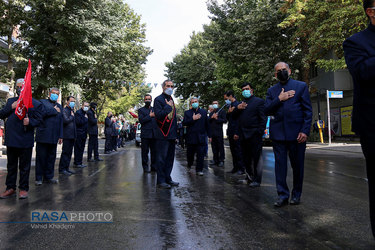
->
[36,142,57,181]
[361,134,375,237]
[241,133,263,183]
[154,139,175,184]
[59,139,75,172]
[105,134,112,152]
[272,140,306,200]
[88,134,99,160]
[187,143,205,172]
[228,136,245,172]
[74,135,86,165]
[141,138,156,171]
[6,147,33,191]
[111,136,117,151]
[211,136,225,164]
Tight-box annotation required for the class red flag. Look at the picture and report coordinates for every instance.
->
[128,111,138,118]
[15,60,33,120]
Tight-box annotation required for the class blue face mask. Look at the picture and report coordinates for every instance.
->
[242,90,252,98]
[213,104,218,109]
[192,103,199,109]
[50,93,58,102]
[165,87,173,96]
[225,99,231,105]
[69,102,75,109]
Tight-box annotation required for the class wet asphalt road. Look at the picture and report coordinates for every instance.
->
[0,142,374,249]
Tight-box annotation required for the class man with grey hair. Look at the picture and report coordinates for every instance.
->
[265,62,312,207]
[35,87,63,185]
[183,97,210,176]
[153,80,179,188]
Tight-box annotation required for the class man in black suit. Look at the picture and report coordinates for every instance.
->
[138,94,156,173]
[0,79,43,199]
[35,87,63,186]
[224,90,245,175]
[208,100,227,167]
[73,101,89,168]
[104,112,113,154]
[153,80,179,189]
[58,96,77,176]
[87,102,102,162]
[265,62,312,207]
[233,83,266,188]
[343,0,375,237]
[111,116,118,151]
[183,97,210,176]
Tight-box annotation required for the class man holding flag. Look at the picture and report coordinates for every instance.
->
[0,60,44,199]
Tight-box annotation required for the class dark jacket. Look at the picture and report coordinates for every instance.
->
[153,93,177,140]
[138,106,156,139]
[75,108,88,137]
[208,108,227,138]
[233,96,266,140]
[265,78,312,141]
[183,108,210,145]
[0,97,43,148]
[62,106,76,139]
[226,100,240,137]
[105,116,113,136]
[111,121,118,136]
[87,108,98,135]
[35,99,63,144]
[343,23,375,136]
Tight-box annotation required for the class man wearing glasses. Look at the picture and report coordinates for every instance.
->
[343,0,375,237]
[265,62,312,207]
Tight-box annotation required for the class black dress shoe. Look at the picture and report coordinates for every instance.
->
[274,198,289,207]
[237,170,245,175]
[88,159,95,162]
[290,197,301,205]
[226,169,237,174]
[104,151,111,154]
[35,180,42,186]
[157,183,171,189]
[209,160,217,165]
[167,181,179,186]
[217,162,224,167]
[59,170,72,176]
[249,181,260,188]
[67,169,76,174]
[44,179,59,184]
[95,158,103,161]
[73,164,86,168]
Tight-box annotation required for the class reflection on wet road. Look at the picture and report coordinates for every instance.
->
[0,143,374,249]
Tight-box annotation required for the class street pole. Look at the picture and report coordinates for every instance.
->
[317,91,321,121]
[327,90,331,145]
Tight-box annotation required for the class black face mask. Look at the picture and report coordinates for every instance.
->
[145,101,151,107]
[16,87,21,96]
[277,69,290,83]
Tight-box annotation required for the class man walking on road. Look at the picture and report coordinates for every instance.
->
[59,96,77,176]
[265,62,312,207]
[35,87,62,185]
[138,94,157,173]
[153,80,179,189]
[183,97,210,176]
[343,0,375,237]
[208,100,227,167]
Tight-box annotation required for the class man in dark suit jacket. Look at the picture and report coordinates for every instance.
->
[35,87,63,186]
[104,112,113,154]
[208,100,227,167]
[224,90,245,175]
[265,62,312,207]
[0,79,43,199]
[183,97,210,176]
[343,0,375,237]
[153,80,179,189]
[58,96,77,176]
[87,102,102,162]
[233,83,266,187]
[138,94,157,173]
[73,102,89,168]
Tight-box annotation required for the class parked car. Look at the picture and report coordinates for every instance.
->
[135,123,141,147]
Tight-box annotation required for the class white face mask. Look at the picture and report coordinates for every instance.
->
[164,87,173,96]
[83,107,89,112]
